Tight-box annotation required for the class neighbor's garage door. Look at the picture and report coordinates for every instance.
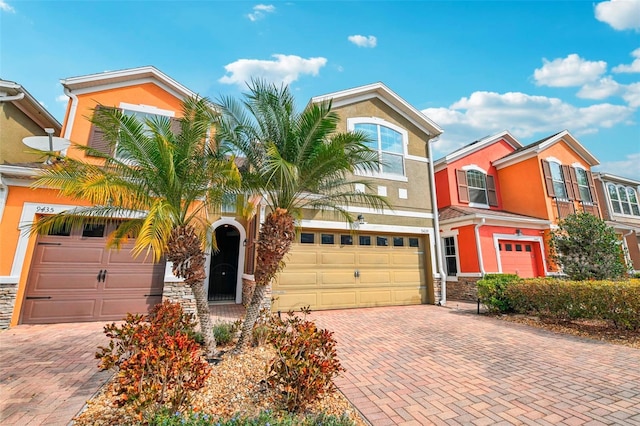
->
[499,240,538,278]
[21,222,165,324]
[272,231,428,311]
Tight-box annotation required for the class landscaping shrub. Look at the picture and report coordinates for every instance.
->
[505,278,640,330]
[267,307,345,412]
[148,409,356,425]
[477,274,521,313]
[96,301,211,414]
[213,320,239,346]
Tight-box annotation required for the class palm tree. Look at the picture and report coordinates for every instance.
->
[31,97,240,358]
[215,80,391,352]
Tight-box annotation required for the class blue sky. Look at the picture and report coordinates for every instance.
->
[2,0,639,178]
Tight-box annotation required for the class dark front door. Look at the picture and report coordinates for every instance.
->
[208,225,240,302]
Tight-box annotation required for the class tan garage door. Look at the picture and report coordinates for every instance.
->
[21,221,165,324]
[272,231,428,311]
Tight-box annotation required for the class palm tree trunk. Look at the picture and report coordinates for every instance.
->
[234,208,295,352]
[167,225,217,359]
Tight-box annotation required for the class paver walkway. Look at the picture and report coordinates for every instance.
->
[312,304,640,426]
[2,303,639,425]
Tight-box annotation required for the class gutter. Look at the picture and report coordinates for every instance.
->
[622,229,635,271]
[0,92,25,102]
[62,86,79,155]
[474,218,486,276]
[428,137,447,305]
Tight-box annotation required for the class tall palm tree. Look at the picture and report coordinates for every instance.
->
[31,97,240,358]
[215,80,391,352]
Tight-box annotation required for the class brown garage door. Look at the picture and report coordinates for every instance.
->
[21,222,165,324]
[272,231,429,312]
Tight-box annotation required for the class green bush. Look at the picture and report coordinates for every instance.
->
[267,308,345,412]
[96,301,211,414]
[213,321,239,346]
[505,278,640,330]
[477,274,521,313]
[148,408,355,425]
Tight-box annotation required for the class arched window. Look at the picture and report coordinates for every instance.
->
[349,118,407,178]
[608,183,640,216]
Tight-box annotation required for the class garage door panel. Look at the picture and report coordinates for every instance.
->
[275,293,317,311]
[22,299,97,323]
[358,253,390,265]
[320,272,356,286]
[106,249,155,265]
[27,272,100,291]
[394,289,424,304]
[393,270,424,284]
[359,290,392,304]
[392,253,424,265]
[278,272,317,286]
[320,292,356,308]
[321,252,356,265]
[286,252,317,265]
[39,246,104,264]
[98,296,162,317]
[360,271,391,284]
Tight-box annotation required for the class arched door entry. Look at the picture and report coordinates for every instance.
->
[208,225,240,302]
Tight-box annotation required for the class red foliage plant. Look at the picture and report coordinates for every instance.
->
[96,301,211,413]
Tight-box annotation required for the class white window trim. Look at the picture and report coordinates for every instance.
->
[461,164,487,174]
[607,183,640,218]
[441,235,460,281]
[348,117,409,181]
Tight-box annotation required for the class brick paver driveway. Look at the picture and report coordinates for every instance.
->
[313,305,640,426]
[0,322,111,425]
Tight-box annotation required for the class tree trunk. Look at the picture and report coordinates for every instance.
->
[234,208,295,352]
[167,225,217,359]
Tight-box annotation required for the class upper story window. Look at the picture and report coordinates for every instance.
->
[608,183,640,216]
[456,167,498,207]
[549,162,569,199]
[574,168,592,203]
[87,103,176,158]
[349,118,407,180]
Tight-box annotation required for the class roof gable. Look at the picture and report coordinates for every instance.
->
[434,130,522,171]
[0,79,62,132]
[311,82,443,139]
[493,129,599,169]
[60,66,197,100]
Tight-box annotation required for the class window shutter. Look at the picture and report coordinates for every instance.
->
[87,105,115,157]
[561,165,574,200]
[541,160,556,197]
[170,117,181,136]
[568,167,581,201]
[486,175,498,206]
[456,169,469,203]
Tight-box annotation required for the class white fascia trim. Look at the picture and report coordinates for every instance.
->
[433,130,522,170]
[605,221,640,233]
[440,214,550,228]
[11,202,147,280]
[340,205,434,219]
[119,102,176,117]
[0,165,43,178]
[594,172,640,186]
[440,229,459,237]
[492,233,548,275]
[67,77,191,101]
[299,219,434,235]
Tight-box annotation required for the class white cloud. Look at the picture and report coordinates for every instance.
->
[577,76,623,99]
[613,47,640,73]
[422,91,635,157]
[595,0,640,31]
[56,95,68,103]
[219,54,327,86]
[534,54,607,87]
[593,153,640,180]
[0,1,15,13]
[348,35,377,48]
[247,4,275,21]
[622,82,640,107]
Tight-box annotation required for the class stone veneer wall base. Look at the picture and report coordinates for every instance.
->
[0,283,18,330]
[162,281,197,317]
[446,276,481,302]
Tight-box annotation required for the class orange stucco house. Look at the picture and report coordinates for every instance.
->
[435,130,602,301]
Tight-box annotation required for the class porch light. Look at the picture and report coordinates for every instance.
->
[515,229,523,236]
[357,214,365,225]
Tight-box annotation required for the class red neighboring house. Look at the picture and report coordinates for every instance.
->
[434,130,601,301]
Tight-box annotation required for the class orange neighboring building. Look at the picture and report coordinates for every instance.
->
[435,130,601,301]
[0,67,258,327]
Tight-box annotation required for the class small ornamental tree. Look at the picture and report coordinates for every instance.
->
[550,212,628,280]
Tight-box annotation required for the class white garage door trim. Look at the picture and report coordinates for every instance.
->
[492,233,547,275]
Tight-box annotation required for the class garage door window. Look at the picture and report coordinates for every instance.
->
[393,237,404,247]
[409,237,419,248]
[47,224,71,236]
[301,233,315,244]
[377,236,389,246]
[359,236,371,246]
[321,234,334,244]
[340,235,353,245]
[82,224,106,238]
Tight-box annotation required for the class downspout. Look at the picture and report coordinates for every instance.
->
[622,228,635,272]
[61,86,79,156]
[428,137,447,305]
[474,218,486,276]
